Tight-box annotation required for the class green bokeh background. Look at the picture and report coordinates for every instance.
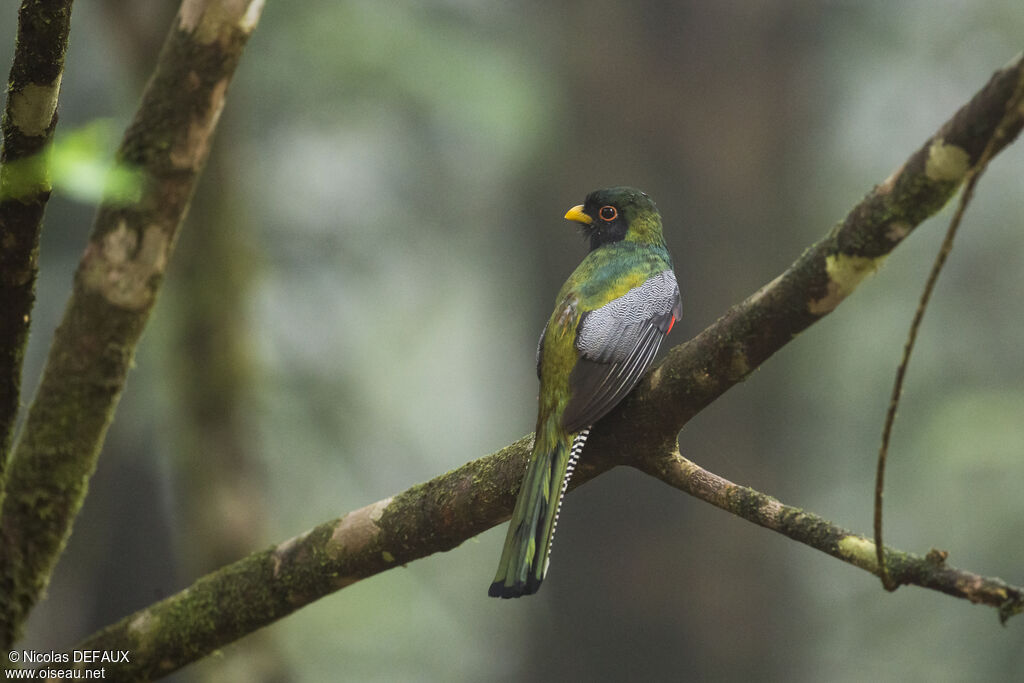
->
[2,1,1022,681]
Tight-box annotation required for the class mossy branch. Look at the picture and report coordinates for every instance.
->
[54,54,1024,681]
[0,0,266,650]
[635,449,1023,623]
[609,52,1024,451]
[0,0,75,511]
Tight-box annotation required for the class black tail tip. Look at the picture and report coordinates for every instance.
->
[488,578,542,599]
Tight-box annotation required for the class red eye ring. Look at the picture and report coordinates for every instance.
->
[599,206,617,221]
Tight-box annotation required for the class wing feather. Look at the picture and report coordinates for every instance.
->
[561,270,680,433]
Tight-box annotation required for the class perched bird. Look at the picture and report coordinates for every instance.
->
[488,187,682,598]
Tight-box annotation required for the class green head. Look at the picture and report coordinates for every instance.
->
[564,186,665,251]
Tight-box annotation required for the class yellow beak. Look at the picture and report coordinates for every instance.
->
[564,205,592,225]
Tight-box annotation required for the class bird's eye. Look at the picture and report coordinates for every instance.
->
[599,206,617,221]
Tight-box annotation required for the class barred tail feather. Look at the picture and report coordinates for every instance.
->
[488,427,590,598]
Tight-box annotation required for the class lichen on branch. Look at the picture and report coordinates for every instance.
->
[0,0,266,651]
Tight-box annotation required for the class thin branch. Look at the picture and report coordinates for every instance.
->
[874,66,1024,589]
[0,0,266,650]
[0,0,75,510]
[637,449,1024,623]
[52,53,1024,681]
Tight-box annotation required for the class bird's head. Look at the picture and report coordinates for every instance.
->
[563,186,665,251]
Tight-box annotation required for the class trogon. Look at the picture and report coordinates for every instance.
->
[489,186,682,598]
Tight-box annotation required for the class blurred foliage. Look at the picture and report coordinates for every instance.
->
[0,119,142,204]
[2,0,1023,681]
[49,120,143,205]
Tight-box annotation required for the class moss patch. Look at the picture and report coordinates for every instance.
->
[9,78,62,137]
[924,139,970,183]
[807,252,884,314]
[838,535,879,572]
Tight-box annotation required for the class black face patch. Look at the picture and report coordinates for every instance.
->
[581,205,628,250]
[577,186,658,251]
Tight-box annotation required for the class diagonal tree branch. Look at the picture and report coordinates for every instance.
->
[68,440,1024,681]
[601,51,1024,461]
[0,0,75,509]
[0,0,266,651]
[635,449,1024,624]
[57,53,1024,680]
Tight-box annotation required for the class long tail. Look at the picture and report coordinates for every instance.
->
[488,427,589,598]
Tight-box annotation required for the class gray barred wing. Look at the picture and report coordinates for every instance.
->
[561,270,681,433]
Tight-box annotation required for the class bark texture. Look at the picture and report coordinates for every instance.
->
[0,0,75,508]
[0,0,266,650]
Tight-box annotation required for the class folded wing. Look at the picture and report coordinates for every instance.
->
[561,270,681,433]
